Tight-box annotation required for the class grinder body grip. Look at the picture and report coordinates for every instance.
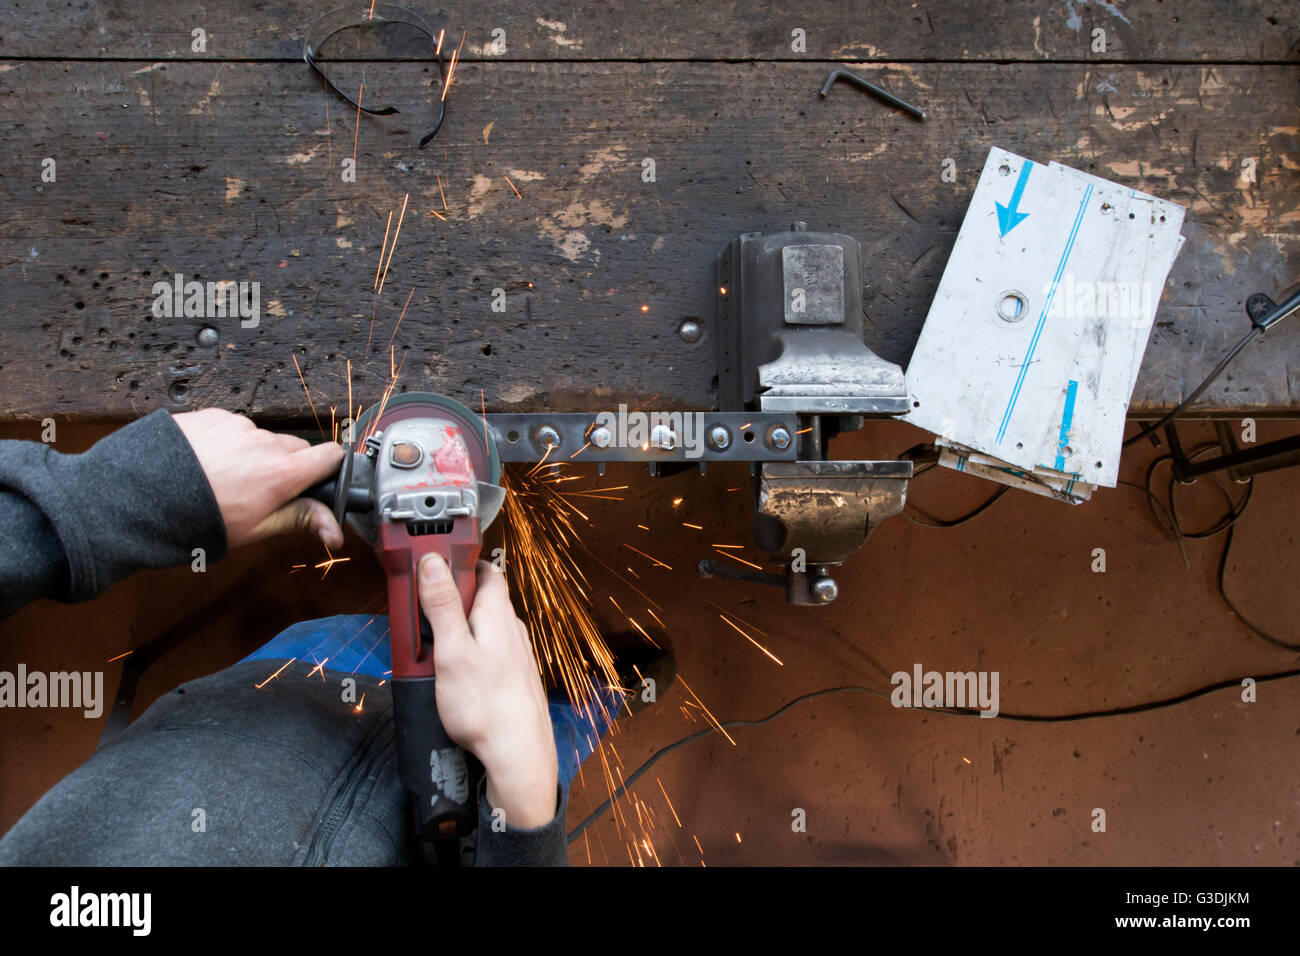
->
[376,517,485,861]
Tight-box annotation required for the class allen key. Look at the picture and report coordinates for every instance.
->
[818,68,925,121]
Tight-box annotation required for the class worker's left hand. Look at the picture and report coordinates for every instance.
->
[174,408,346,549]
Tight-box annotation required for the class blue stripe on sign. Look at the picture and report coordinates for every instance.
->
[1053,379,1080,471]
[996,184,1095,445]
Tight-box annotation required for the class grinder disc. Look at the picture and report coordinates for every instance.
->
[342,392,500,541]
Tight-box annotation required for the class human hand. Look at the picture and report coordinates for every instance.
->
[417,553,559,830]
[173,408,345,549]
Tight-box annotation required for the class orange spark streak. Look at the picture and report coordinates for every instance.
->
[505,175,522,198]
[568,441,591,460]
[352,80,364,164]
[712,543,744,549]
[106,651,132,663]
[377,193,409,296]
[292,354,325,437]
[374,210,393,290]
[437,172,447,209]
[713,547,763,571]
[346,359,353,442]
[386,288,416,351]
[255,658,297,689]
[441,31,467,102]
[795,427,813,434]
[677,675,735,745]
[718,614,783,665]
[621,543,671,570]
[428,208,446,221]
[682,522,702,530]
[436,28,445,55]
[656,778,682,828]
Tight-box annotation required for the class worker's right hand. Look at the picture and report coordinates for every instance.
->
[417,553,559,830]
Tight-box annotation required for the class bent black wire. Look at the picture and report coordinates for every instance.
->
[304,4,447,148]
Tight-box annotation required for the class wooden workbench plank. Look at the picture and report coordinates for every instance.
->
[0,60,1296,421]
[1,1,1296,63]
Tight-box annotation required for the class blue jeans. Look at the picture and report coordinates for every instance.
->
[240,614,619,786]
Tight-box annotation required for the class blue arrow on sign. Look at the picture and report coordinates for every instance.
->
[996,160,1033,237]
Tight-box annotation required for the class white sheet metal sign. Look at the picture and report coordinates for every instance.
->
[906,147,1186,492]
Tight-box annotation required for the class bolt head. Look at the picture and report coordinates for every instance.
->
[197,326,219,348]
[811,576,839,603]
[678,320,702,344]
[537,425,561,449]
[590,425,613,449]
[708,425,731,450]
[649,424,677,450]
[768,426,792,450]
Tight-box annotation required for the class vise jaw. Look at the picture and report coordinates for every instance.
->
[711,223,912,604]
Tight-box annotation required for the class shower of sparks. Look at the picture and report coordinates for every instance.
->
[500,465,624,727]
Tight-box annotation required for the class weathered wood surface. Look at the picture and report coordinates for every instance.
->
[3,1,1297,62]
[0,4,1297,422]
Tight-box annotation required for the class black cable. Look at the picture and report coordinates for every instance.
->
[1123,285,1300,448]
[899,445,1010,527]
[567,666,1300,843]
[1123,326,1261,448]
[1218,523,1300,652]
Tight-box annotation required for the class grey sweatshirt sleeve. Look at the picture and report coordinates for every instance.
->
[0,410,228,618]
[473,776,570,866]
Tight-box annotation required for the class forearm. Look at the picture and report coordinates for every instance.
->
[0,410,228,619]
